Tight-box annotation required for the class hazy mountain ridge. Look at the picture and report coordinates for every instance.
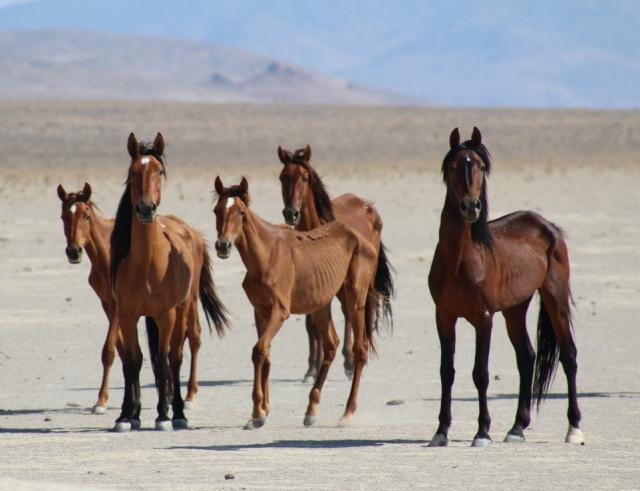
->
[0,30,416,104]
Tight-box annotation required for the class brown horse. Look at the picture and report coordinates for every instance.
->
[109,132,228,432]
[57,183,206,413]
[213,176,381,429]
[277,145,394,381]
[428,127,583,447]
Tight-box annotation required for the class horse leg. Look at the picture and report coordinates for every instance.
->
[428,309,456,447]
[303,305,339,426]
[339,286,368,427]
[503,298,535,442]
[540,286,583,444]
[302,315,321,383]
[338,288,355,379]
[153,309,176,432]
[170,305,189,429]
[471,319,493,447]
[185,301,201,408]
[113,313,142,432]
[94,302,120,414]
[245,309,284,430]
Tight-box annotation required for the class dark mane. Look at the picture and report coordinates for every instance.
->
[110,141,167,285]
[441,140,493,249]
[290,149,334,223]
[217,185,250,206]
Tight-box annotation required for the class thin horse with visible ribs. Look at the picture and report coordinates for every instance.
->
[108,132,228,432]
[213,176,382,429]
[57,183,208,413]
[277,145,394,381]
[428,127,583,447]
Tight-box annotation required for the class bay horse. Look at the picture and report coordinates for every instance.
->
[428,127,583,447]
[277,145,394,381]
[213,176,381,429]
[109,132,228,432]
[57,183,206,413]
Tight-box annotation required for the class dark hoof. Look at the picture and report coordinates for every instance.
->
[428,432,449,447]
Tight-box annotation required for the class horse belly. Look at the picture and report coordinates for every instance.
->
[289,260,347,314]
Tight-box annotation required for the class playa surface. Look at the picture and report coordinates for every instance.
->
[0,102,639,489]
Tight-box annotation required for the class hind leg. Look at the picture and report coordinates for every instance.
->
[304,305,339,426]
[95,303,123,413]
[170,305,189,429]
[302,315,323,383]
[539,288,583,444]
[185,301,201,406]
[338,289,355,379]
[503,298,535,442]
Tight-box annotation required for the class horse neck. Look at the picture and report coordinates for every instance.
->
[85,207,111,273]
[438,192,473,275]
[297,187,324,231]
[129,213,164,265]
[235,208,277,275]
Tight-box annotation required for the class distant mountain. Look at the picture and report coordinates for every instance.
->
[0,30,415,104]
[0,0,638,108]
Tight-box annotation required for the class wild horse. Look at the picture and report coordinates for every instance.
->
[213,176,384,429]
[277,145,394,381]
[109,132,228,431]
[57,183,208,412]
[428,127,583,447]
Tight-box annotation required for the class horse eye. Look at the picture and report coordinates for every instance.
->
[159,170,165,176]
[302,175,309,182]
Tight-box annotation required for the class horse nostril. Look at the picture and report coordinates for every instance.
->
[474,200,482,212]
[151,203,157,212]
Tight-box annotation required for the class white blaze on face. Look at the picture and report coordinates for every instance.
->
[225,197,236,209]
[70,204,77,214]
[140,157,150,166]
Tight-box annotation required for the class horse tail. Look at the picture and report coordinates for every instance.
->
[145,316,160,389]
[533,298,560,409]
[199,246,229,336]
[364,287,378,355]
[373,242,395,329]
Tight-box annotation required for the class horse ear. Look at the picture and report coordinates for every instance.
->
[57,184,67,202]
[277,146,289,164]
[82,182,92,201]
[239,177,249,194]
[153,132,165,156]
[303,144,311,162]
[214,176,224,196]
[471,126,482,146]
[127,132,139,159]
[449,128,460,149]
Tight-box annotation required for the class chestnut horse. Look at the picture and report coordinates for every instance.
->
[277,145,394,381]
[428,127,583,447]
[109,132,228,432]
[57,183,206,413]
[213,176,380,429]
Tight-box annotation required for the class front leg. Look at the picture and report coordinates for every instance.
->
[471,315,493,447]
[113,312,142,432]
[94,301,120,413]
[429,309,457,447]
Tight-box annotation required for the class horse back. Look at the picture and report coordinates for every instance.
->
[333,193,382,249]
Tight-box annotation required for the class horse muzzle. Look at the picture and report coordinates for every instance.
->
[215,239,232,259]
[66,246,83,264]
[282,206,300,226]
[459,198,481,223]
[135,201,157,223]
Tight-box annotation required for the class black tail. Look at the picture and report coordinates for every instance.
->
[532,299,560,409]
[199,246,229,336]
[373,242,395,329]
[364,288,378,355]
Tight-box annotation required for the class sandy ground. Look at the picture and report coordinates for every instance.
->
[1,103,639,489]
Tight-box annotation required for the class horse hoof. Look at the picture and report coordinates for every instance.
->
[302,374,315,384]
[112,421,131,433]
[565,425,585,445]
[155,420,173,432]
[303,414,316,427]
[183,400,195,411]
[428,433,449,447]
[243,416,266,430]
[504,432,525,443]
[92,405,107,415]
[172,418,188,430]
[131,418,141,430]
[337,414,352,428]
[343,367,354,380]
[471,437,492,448]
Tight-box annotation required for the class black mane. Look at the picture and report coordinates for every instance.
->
[289,149,334,223]
[110,141,166,285]
[441,140,493,249]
